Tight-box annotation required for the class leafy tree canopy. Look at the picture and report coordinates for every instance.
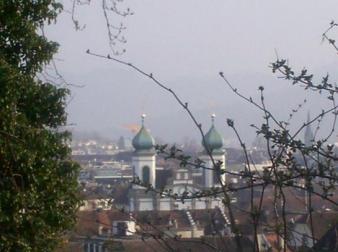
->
[0,1,80,251]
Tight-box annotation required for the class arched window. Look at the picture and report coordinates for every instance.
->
[142,166,150,184]
[213,170,219,185]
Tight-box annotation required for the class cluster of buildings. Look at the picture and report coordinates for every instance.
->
[71,136,132,156]
[64,114,338,252]
[129,114,227,212]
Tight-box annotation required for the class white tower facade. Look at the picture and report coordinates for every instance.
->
[132,154,156,188]
[131,114,156,189]
[201,152,226,188]
[200,115,226,188]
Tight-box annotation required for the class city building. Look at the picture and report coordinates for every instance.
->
[129,114,227,212]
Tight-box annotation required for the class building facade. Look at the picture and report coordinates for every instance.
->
[129,115,227,212]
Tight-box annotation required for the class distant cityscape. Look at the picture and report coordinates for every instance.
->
[65,116,338,252]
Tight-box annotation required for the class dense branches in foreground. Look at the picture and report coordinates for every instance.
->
[86,21,338,251]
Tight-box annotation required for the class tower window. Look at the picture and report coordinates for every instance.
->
[213,170,219,185]
[142,166,150,184]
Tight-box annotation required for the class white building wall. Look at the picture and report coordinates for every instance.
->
[139,199,154,211]
[175,200,192,210]
[159,199,171,211]
[127,221,136,235]
[195,200,206,209]
[200,153,226,188]
[132,154,156,188]
[210,199,222,209]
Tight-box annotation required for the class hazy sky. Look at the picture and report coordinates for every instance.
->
[46,1,338,145]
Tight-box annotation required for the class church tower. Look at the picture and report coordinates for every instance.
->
[129,114,157,211]
[304,112,314,147]
[200,114,226,188]
[131,114,156,188]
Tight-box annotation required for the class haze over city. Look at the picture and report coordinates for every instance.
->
[46,0,338,145]
[3,1,338,251]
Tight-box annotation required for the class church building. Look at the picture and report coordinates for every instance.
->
[129,114,227,212]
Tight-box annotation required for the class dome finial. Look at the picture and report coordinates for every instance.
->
[211,113,216,125]
[141,113,146,126]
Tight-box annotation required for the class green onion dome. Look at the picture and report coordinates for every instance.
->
[203,114,224,152]
[132,115,155,151]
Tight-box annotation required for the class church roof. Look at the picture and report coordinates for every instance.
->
[203,114,224,153]
[132,115,155,152]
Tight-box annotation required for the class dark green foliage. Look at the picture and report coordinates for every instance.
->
[0,1,80,251]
